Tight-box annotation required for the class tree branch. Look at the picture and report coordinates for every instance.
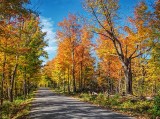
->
[129,45,139,59]
[131,47,152,59]
[90,3,124,61]
[90,6,112,37]
[91,30,112,40]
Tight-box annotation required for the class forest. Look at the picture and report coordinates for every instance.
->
[0,0,47,118]
[44,0,160,98]
[0,0,160,119]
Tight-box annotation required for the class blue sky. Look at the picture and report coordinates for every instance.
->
[30,0,154,64]
[30,0,86,64]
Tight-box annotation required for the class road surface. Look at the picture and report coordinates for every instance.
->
[29,88,134,119]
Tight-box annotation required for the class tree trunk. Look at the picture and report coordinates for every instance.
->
[0,53,6,105]
[107,60,111,96]
[72,49,76,93]
[9,55,18,102]
[123,59,133,95]
[0,103,1,118]
[83,69,86,90]
[15,82,17,98]
[27,78,30,95]
[80,61,83,91]
[79,70,81,91]
[118,79,121,94]
[153,80,157,95]
[23,67,27,99]
[63,71,65,93]
[80,50,84,91]
[110,79,113,94]
[67,67,70,93]
[107,77,110,99]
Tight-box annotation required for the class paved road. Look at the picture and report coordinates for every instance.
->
[30,88,134,119]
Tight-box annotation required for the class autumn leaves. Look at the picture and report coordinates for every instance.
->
[0,1,47,104]
[44,0,160,96]
[44,15,94,93]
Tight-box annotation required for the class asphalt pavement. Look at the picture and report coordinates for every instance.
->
[29,88,134,119]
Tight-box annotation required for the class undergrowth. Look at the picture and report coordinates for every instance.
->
[0,93,34,119]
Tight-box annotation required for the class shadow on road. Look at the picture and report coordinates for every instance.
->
[30,88,133,119]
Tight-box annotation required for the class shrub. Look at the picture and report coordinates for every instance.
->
[96,93,104,105]
[80,93,91,102]
[109,94,120,106]
[121,101,133,110]
[95,93,109,106]
[89,95,97,102]
[1,94,32,119]
[2,101,12,116]
[133,101,151,113]
[152,94,160,118]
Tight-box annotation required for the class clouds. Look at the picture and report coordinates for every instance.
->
[40,16,57,62]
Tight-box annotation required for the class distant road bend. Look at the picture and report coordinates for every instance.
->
[30,88,134,119]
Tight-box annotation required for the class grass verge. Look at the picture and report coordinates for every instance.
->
[77,93,158,119]
[0,92,35,119]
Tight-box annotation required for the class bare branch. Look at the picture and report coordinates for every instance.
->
[100,0,114,34]
[91,30,112,40]
[90,5,124,60]
[131,47,152,59]
[129,45,139,59]
[90,6,113,37]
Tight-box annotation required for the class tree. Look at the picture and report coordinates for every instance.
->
[44,15,94,93]
[84,0,154,94]
[96,34,123,94]
[57,14,80,92]
[76,25,93,90]
[0,0,30,104]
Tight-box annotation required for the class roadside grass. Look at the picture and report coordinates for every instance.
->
[52,88,160,119]
[1,92,35,119]
[78,93,159,119]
